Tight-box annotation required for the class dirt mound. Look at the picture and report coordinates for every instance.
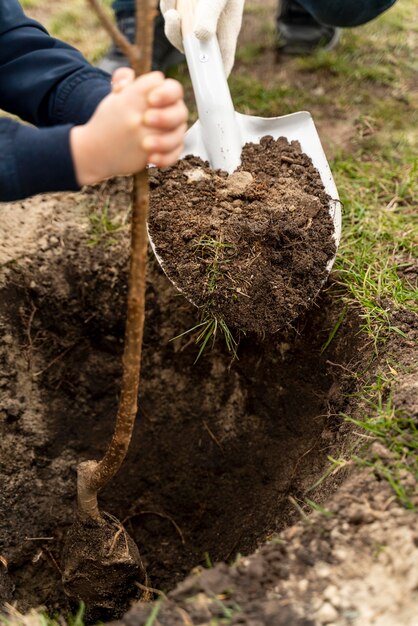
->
[148,137,336,334]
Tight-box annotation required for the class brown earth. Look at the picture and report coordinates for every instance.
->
[148,137,336,334]
[0,179,354,617]
[0,178,416,625]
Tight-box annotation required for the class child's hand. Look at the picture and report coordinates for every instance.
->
[70,70,188,186]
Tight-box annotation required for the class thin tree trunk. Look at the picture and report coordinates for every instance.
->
[78,0,155,523]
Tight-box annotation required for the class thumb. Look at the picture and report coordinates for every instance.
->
[111,67,135,93]
[194,0,227,40]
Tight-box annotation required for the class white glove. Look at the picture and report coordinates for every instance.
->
[160,0,245,77]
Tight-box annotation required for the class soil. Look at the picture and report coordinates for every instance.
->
[148,137,336,334]
[0,178,416,625]
[62,512,145,621]
[122,469,418,626]
[0,179,353,617]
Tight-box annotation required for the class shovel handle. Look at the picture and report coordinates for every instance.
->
[176,0,243,172]
[177,0,197,37]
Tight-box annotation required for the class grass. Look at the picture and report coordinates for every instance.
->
[0,604,85,626]
[172,314,238,363]
[87,199,129,246]
[20,0,113,62]
[333,144,417,348]
[345,373,418,510]
[143,601,162,626]
[305,368,418,510]
[171,235,239,361]
[193,235,236,295]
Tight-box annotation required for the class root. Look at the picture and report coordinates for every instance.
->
[77,460,102,523]
[124,509,186,545]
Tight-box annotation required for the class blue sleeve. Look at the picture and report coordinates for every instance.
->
[0,119,79,201]
[0,0,111,126]
[0,0,112,201]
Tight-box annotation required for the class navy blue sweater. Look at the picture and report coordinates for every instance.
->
[0,0,111,201]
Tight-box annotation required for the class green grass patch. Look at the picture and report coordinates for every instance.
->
[332,141,417,347]
[344,372,418,509]
[87,200,129,246]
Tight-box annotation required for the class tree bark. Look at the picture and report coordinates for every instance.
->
[78,0,155,522]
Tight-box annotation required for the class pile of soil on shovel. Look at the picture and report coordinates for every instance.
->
[148,136,337,334]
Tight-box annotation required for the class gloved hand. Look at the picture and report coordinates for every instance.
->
[160,0,245,77]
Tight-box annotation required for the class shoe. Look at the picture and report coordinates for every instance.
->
[277,0,341,55]
[98,11,185,74]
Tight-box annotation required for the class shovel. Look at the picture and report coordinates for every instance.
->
[150,0,341,294]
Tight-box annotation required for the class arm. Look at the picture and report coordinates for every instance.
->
[0,70,188,202]
[0,0,111,201]
[0,2,187,202]
[0,0,111,127]
[0,119,79,201]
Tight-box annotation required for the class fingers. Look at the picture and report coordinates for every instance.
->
[143,122,187,155]
[147,78,184,107]
[111,67,135,93]
[126,71,166,100]
[148,144,184,168]
[162,9,183,52]
[194,0,227,40]
[143,100,188,132]
[143,78,188,131]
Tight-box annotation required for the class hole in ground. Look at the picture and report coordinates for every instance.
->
[0,240,364,616]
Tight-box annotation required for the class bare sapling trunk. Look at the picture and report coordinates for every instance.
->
[78,0,155,523]
[61,2,155,616]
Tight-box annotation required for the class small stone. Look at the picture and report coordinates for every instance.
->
[184,168,210,183]
[39,236,49,251]
[370,441,394,461]
[247,559,264,579]
[316,564,331,578]
[333,548,348,562]
[225,171,254,196]
[315,602,338,623]
[323,584,339,605]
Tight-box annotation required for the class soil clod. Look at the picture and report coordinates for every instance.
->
[62,513,145,620]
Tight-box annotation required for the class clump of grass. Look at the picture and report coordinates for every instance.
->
[308,370,418,510]
[343,373,418,509]
[333,142,418,351]
[172,235,239,361]
[193,235,236,295]
[173,314,238,363]
[88,200,128,246]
